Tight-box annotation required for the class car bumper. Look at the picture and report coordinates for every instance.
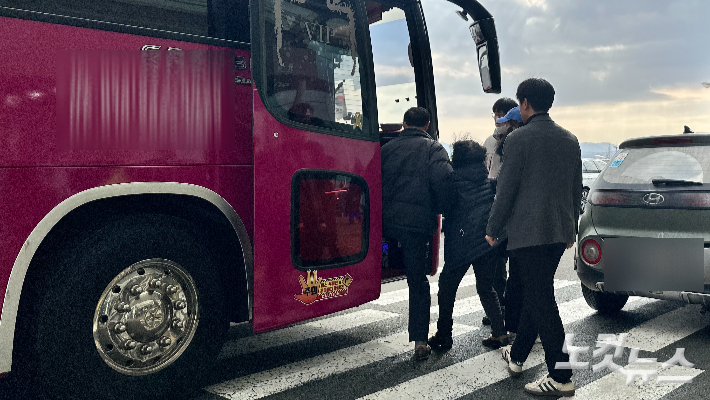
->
[575,253,710,307]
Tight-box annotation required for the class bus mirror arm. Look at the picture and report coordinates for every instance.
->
[469,18,501,94]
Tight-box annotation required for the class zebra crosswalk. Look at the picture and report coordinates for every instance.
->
[194,272,709,400]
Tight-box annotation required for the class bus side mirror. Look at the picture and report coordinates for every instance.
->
[469,18,501,94]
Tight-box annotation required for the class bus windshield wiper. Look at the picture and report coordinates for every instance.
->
[651,179,703,186]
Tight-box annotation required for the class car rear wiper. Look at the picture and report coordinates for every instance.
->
[651,179,703,186]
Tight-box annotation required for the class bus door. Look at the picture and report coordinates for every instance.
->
[250,0,382,332]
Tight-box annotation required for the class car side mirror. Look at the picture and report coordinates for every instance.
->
[469,18,501,94]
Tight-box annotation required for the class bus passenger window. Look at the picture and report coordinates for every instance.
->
[292,170,369,270]
[261,0,367,134]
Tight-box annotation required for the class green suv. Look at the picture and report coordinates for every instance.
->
[576,134,710,314]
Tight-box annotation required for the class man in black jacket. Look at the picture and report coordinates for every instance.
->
[382,107,452,361]
[486,78,582,397]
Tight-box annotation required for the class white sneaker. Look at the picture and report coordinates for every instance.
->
[524,374,575,397]
[501,345,523,377]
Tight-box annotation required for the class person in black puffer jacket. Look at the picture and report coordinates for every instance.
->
[429,139,509,351]
[382,107,453,361]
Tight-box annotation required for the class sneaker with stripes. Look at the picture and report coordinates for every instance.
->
[524,374,575,397]
[500,345,523,377]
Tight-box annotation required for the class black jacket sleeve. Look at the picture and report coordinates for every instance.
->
[428,141,454,215]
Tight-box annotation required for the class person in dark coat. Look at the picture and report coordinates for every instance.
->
[428,139,509,352]
[486,78,582,397]
[381,107,452,361]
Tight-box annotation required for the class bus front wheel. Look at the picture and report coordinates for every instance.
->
[27,214,228,400]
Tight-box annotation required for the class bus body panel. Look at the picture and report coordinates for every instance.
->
[252,91,383,333]
[0,16,253,168]
[0,15,256,374]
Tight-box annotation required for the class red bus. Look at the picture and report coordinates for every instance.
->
[0,0,500,398]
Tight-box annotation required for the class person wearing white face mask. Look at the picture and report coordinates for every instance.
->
[481,98,517,329]
[484,98,518,181]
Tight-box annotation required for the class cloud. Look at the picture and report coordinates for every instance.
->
[590,44,627,53]
[415,0,710,144]
[513,0,548,10]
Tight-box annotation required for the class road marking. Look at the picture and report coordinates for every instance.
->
[623,304,708,352]
[371,274,477,305]
[429,279,579,317]
[356,296,660,400]
[573,364,702,399]
[206,323,477,400]
[218,309,398,359]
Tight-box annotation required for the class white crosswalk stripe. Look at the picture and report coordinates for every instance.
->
[573,364,703,399]
[623,304,709,352]
[430,279,579,317]
[218,309,399,359]
[371,274,477,305]
[205,323,476,400]
[356,296,664,400]
[201,274,706,400]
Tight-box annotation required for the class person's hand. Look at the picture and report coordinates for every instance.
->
[566,242,575,249]
[485,235,497,246]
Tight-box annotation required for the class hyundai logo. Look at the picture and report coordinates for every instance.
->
[643,193,665,205]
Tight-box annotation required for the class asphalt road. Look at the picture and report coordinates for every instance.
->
[4,237,707,400]
[187,237,710,400]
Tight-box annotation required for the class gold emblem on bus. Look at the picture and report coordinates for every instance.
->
[295,270,353,305]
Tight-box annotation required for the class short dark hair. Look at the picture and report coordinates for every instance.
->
[403,107,430,128]
[492,98,518,114]
[451,140,486,169]
[516,78,555,112]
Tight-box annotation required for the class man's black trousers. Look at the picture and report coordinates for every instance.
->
[509,243,572,384]
[396,231,432,342]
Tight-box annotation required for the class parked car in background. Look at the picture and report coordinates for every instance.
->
[580,158,607,213]
[575,134,710,314]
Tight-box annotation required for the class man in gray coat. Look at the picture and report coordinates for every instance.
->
[485,78,582,397]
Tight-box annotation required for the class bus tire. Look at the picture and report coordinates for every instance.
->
[27,214,228,400]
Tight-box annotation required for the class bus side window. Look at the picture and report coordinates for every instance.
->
[367,2,417,129]
[261,0,367,134]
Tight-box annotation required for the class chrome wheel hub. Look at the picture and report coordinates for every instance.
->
[93,259,199,375]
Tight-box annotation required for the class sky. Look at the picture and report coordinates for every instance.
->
[373,0,710,146]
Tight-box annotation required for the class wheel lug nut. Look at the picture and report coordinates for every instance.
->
[115,302,131,312]
[166,285,178,295]
[158,336,172,347]
[173,300,187,310]
[149,279,163,288]
[172,319,185,330]
[130,285,143,296]
[139,344,154,355]
[125,340,138,350]
[113,323,127,334]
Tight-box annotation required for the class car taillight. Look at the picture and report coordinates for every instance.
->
[581,239,601,265]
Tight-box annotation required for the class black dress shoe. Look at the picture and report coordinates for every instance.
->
[427,332,453,351]
[482,334,509,349]
[414,344,431,361]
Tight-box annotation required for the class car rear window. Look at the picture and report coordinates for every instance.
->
[599,145,710,187]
